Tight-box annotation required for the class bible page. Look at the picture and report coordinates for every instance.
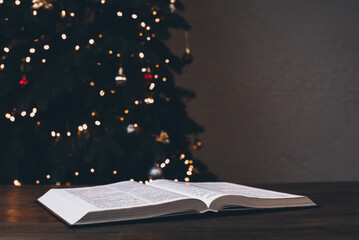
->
[61,181,192,210]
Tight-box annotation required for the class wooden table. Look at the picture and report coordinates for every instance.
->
[0,182,358,240]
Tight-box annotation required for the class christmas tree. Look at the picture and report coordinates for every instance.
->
[0,0,213,185]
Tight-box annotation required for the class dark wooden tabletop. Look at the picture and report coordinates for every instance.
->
[0,182,358,240]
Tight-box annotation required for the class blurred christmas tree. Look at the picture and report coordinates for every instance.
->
[0,0,215,185]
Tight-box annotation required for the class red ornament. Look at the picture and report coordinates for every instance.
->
[19,76,28,85]
[144,73,153,85]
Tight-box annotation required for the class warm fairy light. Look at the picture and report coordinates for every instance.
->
[75,45,80,51]
[135,100,139,105]
[25,57,31,63]
[165,59,170,63]
[162,77,167,82]
[15,0,20,5]
[99,90,105,96]
[98,34,103,38]
[187,171,192,176]
[74,171,79,176]
[21,111,26,117]
[113,170,117,175]
[42,59,46,63]
[146,26,150,30]
[29,48,35,53]
[56,133,60,137]
[29,112,35,117]
[139,32,143,36]
[139,181,143,184]
[43,44,50,50]
[61,34,67,40]
[0,0,4,4]
[32,10,38,15]
[131,14,138,19]
[149,83,155,90]
[141,68,146,72]
[155,18,160,22]
[91,112,96,116]
[5,113,10,118]
[78,126,84,131]
[108,50,113,54]
[140,22,146,27]
[67,132,71,136]
[139,52,144,58]
[111,89,115,94]
[89,39,95,45]
[154,75,158,79]
[117,53,121,57]
[3,47,10,53]
[37,121,40,125]
[133,123,138,128]
[144,98,154,104]
[61,10,66,18]
[180,154,185,160]
[0,64,4,70]
[165,159,170,164]
[32,108,37,113]
[174,179,178,182]
[51,131,56,137]
[184,160,189,165]
[130,179,134,181]
[95,120,101,126]
[117,11,123,17]
[97,62,101,66]
[184,177,190,182]
[124,109,129,114]
[82,124,88,130]
[160,163,166,168]
[46,174,51,179]
[36,180,40,184]
[13,180,21,186]
[70,12,75,17]
[10,116,15,122]
[90,168,95,173]
[152,10,157,15]
[120,117,124,121]
[146,37,151,41]
[101,0,105,4]
[90,81,95,86]
[170,0,176,3]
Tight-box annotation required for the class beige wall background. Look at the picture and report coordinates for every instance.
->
[168,0,359,183]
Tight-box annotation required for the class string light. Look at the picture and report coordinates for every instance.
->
[134,100,139,105]
[67,132,71,136]
[132,14,138,19]
[101,0,106,4]
[0,0,3,4]
[25,57,31,63]
[51,131,56,137]
[90,81,95,86]
[74,172,79,176]
[141,68,146,72]
[117,53,121,58]
[113,170,117,175]
[4,47,10,53]
[174,179,178,182]
[146,37,151,41]
[180,154,186,160]
[187,171,192,176]
[108,50,113,54]
[61,10,66,18]
[165,59,170,63]
[36,180,40,184]
[21,111,26,117]
[75,45,80,51]
[42,59,46,63]
[155,18,160,23]
[165,159,170,164]
[124,109,129,114]
[0,64,4,70]
[162,77,167,82]
[29,48,35,53]
[56,133,60,137]
[149,83,155,90]
[61,34,67,40]
[70,12,75,17]
[140,22,146,27]
[99,90,105,96]
[15,0,20,5]
[82,124,88,130]
[139,181,143,184]
[184,177,190,182]
[33,10,37,16]
[43,45,50,50]
[13,180,21,186]
[95,120,101,126]
[5,113,10,118]
[37,121,40,125]
[144,98,154,104]
[184,160,189,165]
[139,52,144,58]
[146,26,150,30]
[78,125,84,131]
[90,168,95,173]
[10,116,15,122]
[91,112,96,116]
[160,163,166,168]
[110,89,115,94]
[89,39,95,45]
[46,174,51,179]
[117,11,123,17]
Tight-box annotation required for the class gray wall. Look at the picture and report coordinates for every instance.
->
[168,0,359,183]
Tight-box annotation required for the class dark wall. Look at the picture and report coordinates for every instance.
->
[168,0,359,183]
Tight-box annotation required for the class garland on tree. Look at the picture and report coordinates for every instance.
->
[0,0,215,185]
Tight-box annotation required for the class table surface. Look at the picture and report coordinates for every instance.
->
[0,182,358,240]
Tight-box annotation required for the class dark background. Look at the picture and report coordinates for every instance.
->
[168,0,359,183]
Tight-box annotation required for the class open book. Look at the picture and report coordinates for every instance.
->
[38,180,316,225]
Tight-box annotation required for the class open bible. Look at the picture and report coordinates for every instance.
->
[38,179,316,225]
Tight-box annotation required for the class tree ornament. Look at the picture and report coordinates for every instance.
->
[182,31,193,64]
[193,138,203,150]
[32,0,54,10]
[115,66,127,87]
[155,131,170,144]
[148,163,163,179]
[19,75,28,85]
